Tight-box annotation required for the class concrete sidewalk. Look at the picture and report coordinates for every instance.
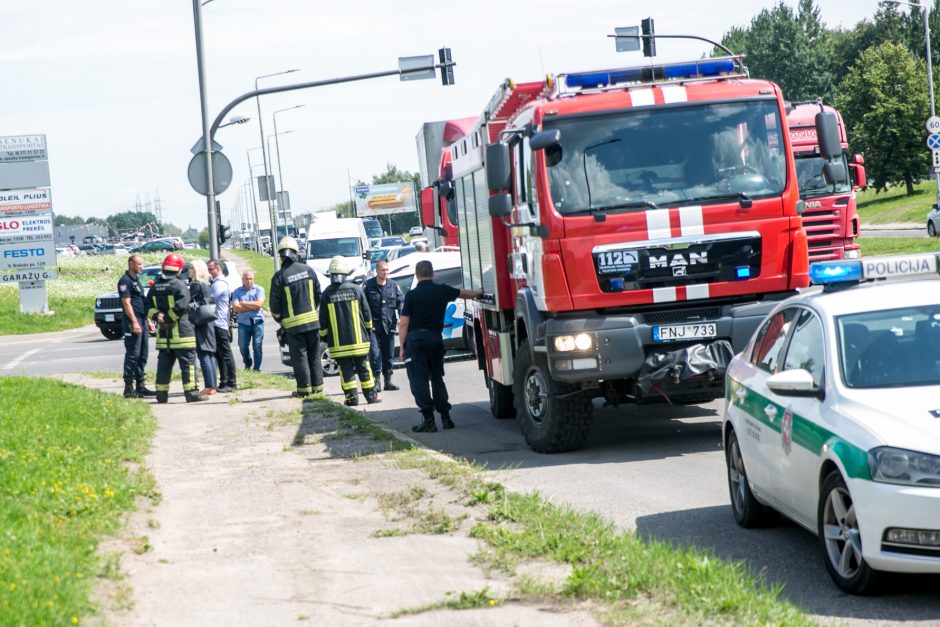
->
[71,374,598,626]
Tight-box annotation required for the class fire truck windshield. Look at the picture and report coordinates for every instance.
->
[795,154,851,197]
[543,100,787,215]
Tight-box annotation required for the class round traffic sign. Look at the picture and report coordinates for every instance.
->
[928,134,940,150]
[928,116,940,134]
[187,151,233,196]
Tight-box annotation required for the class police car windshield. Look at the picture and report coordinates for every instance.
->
[544,100,786,214]
[795,154,851,197]
[839,306,940,388]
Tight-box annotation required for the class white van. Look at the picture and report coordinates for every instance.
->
[305,218,370,282]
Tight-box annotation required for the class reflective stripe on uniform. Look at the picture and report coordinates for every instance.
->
[328,303,340,346]
[282,311,318,329]
[351,299,363,346]
[360,362,375,390]
[168,295,179,321]
[329,342,371,358]
[155,383,171,392]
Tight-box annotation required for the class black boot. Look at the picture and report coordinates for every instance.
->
[440,413,455,430]
[123,382,139,399]
[136,381,157,397]
[364,388,382,404]
[185,390,209,403]
[374,377,382,392]
[156,391,169,404]
[383,375,399,391]
[411,412,437,433]
[344,391,359,407]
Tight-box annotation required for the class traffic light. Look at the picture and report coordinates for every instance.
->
[218,224,231,246]
[641,17,656,57]
[214,200,230,246]
[439,47,454,86]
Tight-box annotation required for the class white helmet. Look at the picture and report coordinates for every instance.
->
[328,255,353,276]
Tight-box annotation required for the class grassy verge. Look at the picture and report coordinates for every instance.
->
[856,180,933,224]
[859,237,940,256]
[0,377,157,623]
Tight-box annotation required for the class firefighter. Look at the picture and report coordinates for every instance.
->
[147,253,208,404]
[319,256,380,406]
[269,236,324,398]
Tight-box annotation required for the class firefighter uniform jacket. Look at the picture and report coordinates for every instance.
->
[147,274,196,350]
[319,280,373,358]
[270,261,321,335]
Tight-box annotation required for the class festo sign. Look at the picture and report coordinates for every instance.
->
[0,239,55,271]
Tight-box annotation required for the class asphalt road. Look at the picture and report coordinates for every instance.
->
[4,327,939,624]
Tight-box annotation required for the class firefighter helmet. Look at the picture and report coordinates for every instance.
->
[328,255,353,276]
[162,253,185,274]
[277,236,299,253]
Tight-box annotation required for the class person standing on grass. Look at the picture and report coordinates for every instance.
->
[232,269,266,371]
[188,260,218,396]
[119,253,156,398]
[207,259,238,393]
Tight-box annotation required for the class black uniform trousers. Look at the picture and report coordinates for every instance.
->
[214,325,238,388]
[286,330,324,394]
[337,355,375,393]
[122,314,149,384]
[405,330,451,416]
[155,348,198,393]
[369,329,395,379]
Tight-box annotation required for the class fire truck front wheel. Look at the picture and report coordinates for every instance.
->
[514,340,593,453]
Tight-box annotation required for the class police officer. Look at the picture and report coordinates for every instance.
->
[269,236,324,398]
[364,259,403,392]
[147,253,209,404]
[399,260,482,432]
[319,256,380,406]
[119,254,156,398]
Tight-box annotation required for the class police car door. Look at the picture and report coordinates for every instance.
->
[768,307,827,527]
[731,307,798,500]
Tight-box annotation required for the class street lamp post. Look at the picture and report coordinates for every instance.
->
[255,69,300,270]
[272,104,306,237]
[191,0,218,259]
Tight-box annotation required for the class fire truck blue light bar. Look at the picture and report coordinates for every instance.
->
[565,58,736,89]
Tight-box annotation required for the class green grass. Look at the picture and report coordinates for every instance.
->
[856,179,934,224]
[0,377,157,624]
[391,451,809,625]
[859,237,940,256]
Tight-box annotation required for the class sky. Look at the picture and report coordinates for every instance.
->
[1,0,887,231]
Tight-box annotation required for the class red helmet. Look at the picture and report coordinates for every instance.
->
[162,253,185,273]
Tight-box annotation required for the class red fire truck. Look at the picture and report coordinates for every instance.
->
[416,56,845,453]
[787,102,867,261]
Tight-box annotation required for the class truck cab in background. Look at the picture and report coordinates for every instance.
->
[787,102,867,261]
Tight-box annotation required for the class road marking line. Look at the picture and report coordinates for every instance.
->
[3,347,42,371]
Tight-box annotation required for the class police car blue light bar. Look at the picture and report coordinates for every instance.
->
[564,57,739,89]
[809,253,940,286]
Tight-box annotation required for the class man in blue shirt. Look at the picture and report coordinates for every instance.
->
[232,269,266,371]
[208,259,238,392]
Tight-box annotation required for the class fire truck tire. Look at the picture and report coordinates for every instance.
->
[513,340,592,453]
[486,376,516,419]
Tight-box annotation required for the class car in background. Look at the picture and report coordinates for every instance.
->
[927,203,940,237]
[386,245,416,263]
[408,226,424,237]
[723,252,940,594]
[369,246,394,270]
[94,259,240,340]
[55,246,75,257]
[132,239,176,253]
[379,236,406,248]
[76,244,99,255]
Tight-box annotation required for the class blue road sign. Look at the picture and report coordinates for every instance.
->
[928,134,940,150]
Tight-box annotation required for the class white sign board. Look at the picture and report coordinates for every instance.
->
[933,149,940,172]
[0,267,58,283]
[353,181,418,217]
[0,240,56,271]
[0,135,47,163]
[0,213,54,241]
[0,188,52,215]
[927,116,940,134]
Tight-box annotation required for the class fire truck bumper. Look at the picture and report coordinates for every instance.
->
[543,299,778,385]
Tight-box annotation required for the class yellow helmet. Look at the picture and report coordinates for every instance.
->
[277,236,299,253]
[328,255,353,276]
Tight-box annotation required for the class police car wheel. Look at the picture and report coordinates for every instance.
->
[818,471,880,595]
[100,327,123,341]
[513,340,592,453]
[726,430,774,528]
[319,344,340,377]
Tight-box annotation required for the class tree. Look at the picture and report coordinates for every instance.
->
[161,222,182,237]
[835,41,930,195]
[197,228,209,249]
[54,214,85,226]
[108,210,158,232]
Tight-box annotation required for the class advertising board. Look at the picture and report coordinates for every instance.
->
[353,181,417,217]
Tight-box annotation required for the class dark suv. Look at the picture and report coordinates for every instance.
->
[94,265,162,339]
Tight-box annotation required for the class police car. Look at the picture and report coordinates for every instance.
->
[723,253,940,594]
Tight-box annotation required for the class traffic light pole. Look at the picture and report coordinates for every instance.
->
[201,55,456,254]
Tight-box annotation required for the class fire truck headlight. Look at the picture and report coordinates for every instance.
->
[553,335,576,352]
[574,333,593,351]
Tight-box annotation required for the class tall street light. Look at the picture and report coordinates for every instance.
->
[255,69,300,270]
[272,104,306,238]
[192,0,218,259]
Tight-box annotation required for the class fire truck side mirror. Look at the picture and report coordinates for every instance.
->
[529,129,560,151]
[489,193,512,218]
[485,143,511,192]
[822,161,848,186]
[814,112,842,160]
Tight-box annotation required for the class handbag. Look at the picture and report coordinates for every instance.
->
[189,283,217,326]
